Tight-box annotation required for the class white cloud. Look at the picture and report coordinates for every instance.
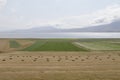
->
[1,3,120,31]
[55,0,63,3]
[0,0,7,11]
[0,0,28,31]
[10,8,17,14]
[0,15,27,31]
[51,4,120,29]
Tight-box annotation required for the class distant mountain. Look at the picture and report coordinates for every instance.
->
[66,20,120,32]
[9,26,63,33]
[4,20,120,33]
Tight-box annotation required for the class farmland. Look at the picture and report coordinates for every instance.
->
[75,39,120,50]
[0,39,120,80]
[0,51,120,80]
[23,41,88,51]
[0,39,119,52]
[10,40,21,48]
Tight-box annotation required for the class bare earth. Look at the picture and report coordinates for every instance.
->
[0,39,9,52]
[0,51,120,80]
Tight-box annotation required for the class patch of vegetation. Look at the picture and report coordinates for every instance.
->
[23,41,88,51]
[10,40,21,48]
[22,41,46,51]
[78,40,120,50]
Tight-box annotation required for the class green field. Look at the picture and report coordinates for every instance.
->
[23,40,88,51]
[8,39,120,51]
[10,40,21,48]
[76,39,120,50]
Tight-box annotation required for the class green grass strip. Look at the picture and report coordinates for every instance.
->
[10,40,21,48]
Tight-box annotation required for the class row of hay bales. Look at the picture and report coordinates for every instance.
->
[0,54,119,63]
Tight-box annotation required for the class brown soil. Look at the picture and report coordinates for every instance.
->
[0,40,9,52]
[0,51,120,80]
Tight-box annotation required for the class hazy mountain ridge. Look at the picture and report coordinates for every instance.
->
[3,20,120,33]
[66,20,120,32]
[7,26,63,33]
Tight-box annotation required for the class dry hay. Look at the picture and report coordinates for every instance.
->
[0,39,9,52]
[0,51,120,80]
[0,51,120,65]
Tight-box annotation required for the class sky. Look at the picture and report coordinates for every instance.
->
[0,0,120,31]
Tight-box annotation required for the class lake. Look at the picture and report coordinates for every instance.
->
[0,33,120,38]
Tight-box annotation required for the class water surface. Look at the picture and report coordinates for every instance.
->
[0,33,120,38]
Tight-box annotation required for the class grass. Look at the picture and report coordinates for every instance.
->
[9,39,120,51]
[77,40,120,50]
[22,41,46,51]
[10,40,21,48]
[23,40,88,51]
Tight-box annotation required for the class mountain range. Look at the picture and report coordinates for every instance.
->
[4,19,120,33]
[66,19,120,32]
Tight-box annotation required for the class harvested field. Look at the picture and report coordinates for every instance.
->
[0,39,9,52]
[0,51,120,80]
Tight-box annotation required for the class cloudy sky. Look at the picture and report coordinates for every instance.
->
[0,0,120,31]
